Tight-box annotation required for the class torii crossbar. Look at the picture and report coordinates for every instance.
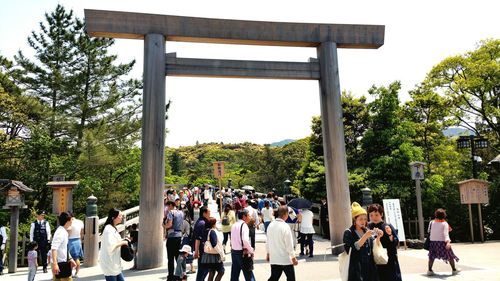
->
[85,9,384,269]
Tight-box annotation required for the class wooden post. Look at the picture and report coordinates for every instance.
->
[8,206,19,273]
[137,33,166,269]
[415,178,425,241]
[478,203,484,242]
[468,204,474,243]
[317,42,351,255]
[84,217,99,266]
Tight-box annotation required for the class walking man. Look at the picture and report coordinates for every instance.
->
[266,206,298,281]
[230,209,255,281]
[194,206,211,281]
[320,198,329,239]
[164,200,184,281]
[30,210,51,273]
[51,212,76,280]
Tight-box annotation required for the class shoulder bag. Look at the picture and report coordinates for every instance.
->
[121,239,134,262]
[240,224,254,271]
[55,248,72,278]
[373,238,389,265]
[424,221,433,250]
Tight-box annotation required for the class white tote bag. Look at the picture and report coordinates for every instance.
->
[338,249,351,281]
[373,239,388,265]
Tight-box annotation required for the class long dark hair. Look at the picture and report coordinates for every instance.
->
[102,208,121,234]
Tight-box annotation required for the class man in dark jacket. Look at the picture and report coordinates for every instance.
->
[320,198,330,239]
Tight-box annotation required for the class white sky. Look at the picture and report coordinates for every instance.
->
[1,0,499,147]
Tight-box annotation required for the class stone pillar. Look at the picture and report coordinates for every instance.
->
[8,206,19,273]
[317,42,352,255]
[137,33,166,269]
[83,195,99,267]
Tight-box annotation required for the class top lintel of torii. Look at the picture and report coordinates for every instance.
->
[84,9,384,49]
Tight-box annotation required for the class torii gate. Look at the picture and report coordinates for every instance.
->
[85,10,384,269]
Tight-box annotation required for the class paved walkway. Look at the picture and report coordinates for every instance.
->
[2,232,499,281]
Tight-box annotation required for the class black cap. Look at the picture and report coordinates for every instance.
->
[37,210,46,215]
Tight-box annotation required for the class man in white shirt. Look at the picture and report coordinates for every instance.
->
[266,206,298,281]
[30,210,51,273]
[51,212,76,280]
[245,202,260,249]
[230,209,255,281]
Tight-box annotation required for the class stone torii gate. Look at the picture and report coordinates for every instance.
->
[85,9,384,269]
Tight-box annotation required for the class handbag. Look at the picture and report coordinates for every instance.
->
[338,247,351,281]
[373,239,388,265]
[240,224,254,271]
[204,230,220,254]
[424,221,433,250]
[55,249,72,278]
[121,239,134,262]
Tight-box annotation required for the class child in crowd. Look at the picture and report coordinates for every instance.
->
[130,223,139,270]
[27,241,38,281]
[174,245,192,281]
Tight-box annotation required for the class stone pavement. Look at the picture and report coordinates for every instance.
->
[2,231,499,281]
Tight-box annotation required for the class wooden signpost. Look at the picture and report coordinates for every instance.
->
[213,161,225,213]
[458,179,489,243]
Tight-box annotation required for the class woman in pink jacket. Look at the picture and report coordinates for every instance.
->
[427,208,459,276]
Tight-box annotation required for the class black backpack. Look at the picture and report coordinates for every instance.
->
[222,214,229,226]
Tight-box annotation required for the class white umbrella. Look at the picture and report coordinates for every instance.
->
[241,185,255,191]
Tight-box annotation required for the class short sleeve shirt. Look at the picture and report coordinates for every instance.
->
[28,250,37,267]
[193,218,207,254]
[167,210,184,238]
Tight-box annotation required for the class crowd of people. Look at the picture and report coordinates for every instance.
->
[0,184,462,281]
[158,185,314,281]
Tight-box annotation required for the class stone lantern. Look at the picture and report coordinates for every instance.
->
[1,179,33,273]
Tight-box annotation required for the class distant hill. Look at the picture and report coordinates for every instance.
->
[443,127,474,137]
[269,139,295,147]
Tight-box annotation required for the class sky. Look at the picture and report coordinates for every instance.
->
[1,0,499,147]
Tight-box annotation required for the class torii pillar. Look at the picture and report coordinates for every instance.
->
[85,10,385,267]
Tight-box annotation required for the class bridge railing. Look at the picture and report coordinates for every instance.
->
[97,205,140,239]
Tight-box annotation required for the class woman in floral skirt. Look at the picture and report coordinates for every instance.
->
[427,208,459,276]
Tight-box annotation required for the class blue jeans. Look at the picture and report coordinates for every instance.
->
[196,261,210,281]
[105,272,125,281]
[230,251,255,281]
[264,221,271,233]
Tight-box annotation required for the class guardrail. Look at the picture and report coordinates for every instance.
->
[97,206,140,239]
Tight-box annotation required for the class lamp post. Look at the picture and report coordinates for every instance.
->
[457,135,489,178]
[410,162,426,241]
[1,179,33,273]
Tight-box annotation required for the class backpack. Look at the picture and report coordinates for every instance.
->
[222,214,229,226]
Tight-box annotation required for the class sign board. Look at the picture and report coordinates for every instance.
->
[383,199,406,241]
[458,179,489,204]
[213,161,225,178]
[410,162,425,180]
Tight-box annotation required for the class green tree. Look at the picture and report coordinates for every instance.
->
[426,39,499,147]
[361,82,423,216]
